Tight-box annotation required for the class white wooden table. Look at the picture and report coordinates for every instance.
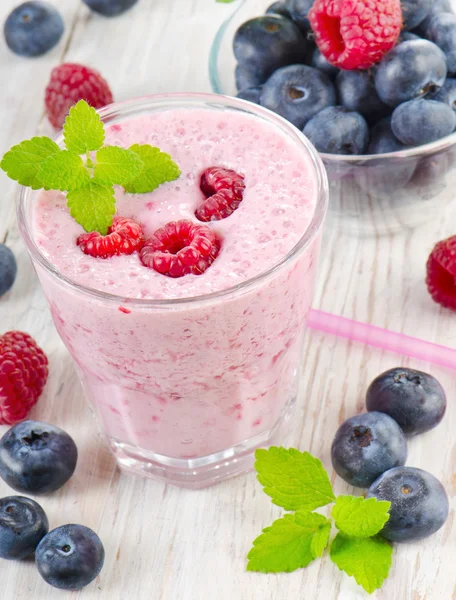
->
[0,1,455,598]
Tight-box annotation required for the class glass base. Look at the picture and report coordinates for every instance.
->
[110,397,296,489]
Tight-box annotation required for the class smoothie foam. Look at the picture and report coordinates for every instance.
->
[28,103,323,475]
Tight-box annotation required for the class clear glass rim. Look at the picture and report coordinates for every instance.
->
[17,92,328,308]
[209,0,456,163]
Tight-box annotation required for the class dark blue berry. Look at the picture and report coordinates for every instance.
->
[260,64,336,129]
[401,0,433,30]
[367,117,409,154]
[303,106,369,155]
[0,244,17,297]
[366,467,449,542]
[82,0,138,17]
[331,412,407,488]
[374,40,447,107]
[235,64,266,92]
[0,421,78,495]
[266,2,292,20]
[233,16,307,82]
[433,77,456,111]
[391,98,456,146]
[336,70,390,125]
[0,496,48,560]
[399,31,421,42]
[288,0,314,36]
[4,1,64,57]
[418,0,454,35]
[425,13,456,75]
[236,86,262,104]
[366,368,446,435]
[311,47,339,78]
[36,524,104,590]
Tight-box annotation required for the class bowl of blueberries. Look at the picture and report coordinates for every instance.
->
[209,0,456,234]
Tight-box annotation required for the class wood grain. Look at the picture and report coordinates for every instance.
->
[0,1,454,598]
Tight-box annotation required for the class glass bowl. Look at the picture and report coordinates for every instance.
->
[209,0,456,235]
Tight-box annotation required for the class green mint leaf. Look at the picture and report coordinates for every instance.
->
[330,533,393,594]
[247,511,330,573]
[254,447,335,511]
[38,150,90,192]
[67,180,115,234]
[332,495,391,539]
[63,100,105,154]
[94,146,144,186]
[123,144,181,194]
[0,137,60,189]
[310,519,331,558]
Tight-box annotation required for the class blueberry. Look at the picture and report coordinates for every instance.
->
[418,0,455,36]
[425,13,456,75]
[311,47,339,79]
[288,0,314,36]
[366,467,449,542]
[408,151,450,198]
[4,1,64,57]
[260,64,336,129]
[303,106,369,155]
[366,368,446,435]
[391,99,456,146]
[266,1,292,20]
[0,496,48,560]
[399,31,421,42]
[433,77,456,112]
[367,117,409,154]
[236,86,262,104]
[82,0,138,17]
[336,70,390,125]
[235,64,266,92]
[374,40,447,107]
[36,524,104,590]
[233,16,307,82]
[0,244,17,297]
[331,412,407,488]
[0,421,78,495]
[401,0,433,30]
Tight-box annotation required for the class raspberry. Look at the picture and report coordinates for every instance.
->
[0,332,49,425]
[77,217,145,259]
[426,235,456,311]
[140,220,220,278]
[45,63,113,129]
[308,0,402,70]
[196,167,245,222]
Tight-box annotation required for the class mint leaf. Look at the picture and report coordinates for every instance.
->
[67,181,115,234]
[0,137,60,189]
[254,447,335,511]
[94,146,143,186]
[332,495,391,538]
[310,519,331,558]
[38,150,90,192]
[247,511,330,573]
[63,100,105,154]
[330,533,393,594]
[123,144,181,194]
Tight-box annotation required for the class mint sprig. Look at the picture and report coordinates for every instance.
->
[247,447,393,595]
[0,100,181,234]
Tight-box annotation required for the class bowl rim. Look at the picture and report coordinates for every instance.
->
[209,0,456,163]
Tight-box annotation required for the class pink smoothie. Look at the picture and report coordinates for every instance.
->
[31,105,322,465]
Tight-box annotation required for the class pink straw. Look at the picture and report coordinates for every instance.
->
[308,310,456,371]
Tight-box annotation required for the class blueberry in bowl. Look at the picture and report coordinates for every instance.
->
[210,0,456,234]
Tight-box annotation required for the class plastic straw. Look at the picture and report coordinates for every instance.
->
[307,309,456,371]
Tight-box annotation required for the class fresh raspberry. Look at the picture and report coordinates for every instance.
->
[308,0,402,70]
[0,332,49,425]
[77,217,145,259]
[140,220,220,278]
[196,167,245,222]
[45,63,113,129]
[426,236,456,311]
